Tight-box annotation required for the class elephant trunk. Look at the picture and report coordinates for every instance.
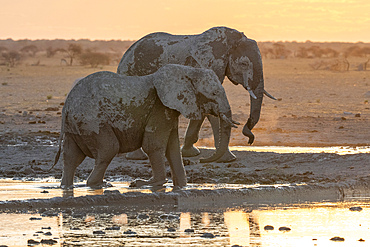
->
[200,111,233,163]
[243,75,264,145]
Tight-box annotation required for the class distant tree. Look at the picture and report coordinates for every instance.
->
[79,51,110,68]
[46,46,56,58]
[322,48,339,58]
[295,47,308,58]
[344,45,361,58]
[362,47,370,57]
[2,51,21,67]
[66,43,82,66]
[307,46,323,58]
[0,46,8,53]
[20,45,38,57]
[272,43,291,59]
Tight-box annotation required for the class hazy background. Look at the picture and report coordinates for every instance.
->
[1,0,369,42]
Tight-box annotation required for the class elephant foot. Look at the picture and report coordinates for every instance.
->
[126,149,148,160]
[60,184,74,190]
[181,145,200,157]
[86,180,113,189]
[216,150,236,163]
[172,185,185,192]
[129,178,167,188]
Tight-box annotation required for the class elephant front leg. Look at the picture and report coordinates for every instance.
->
[207,115,236,163]
[181,118,205,157]
[166,126,187,187]
[129,153,168,188]
[131,149,167,188]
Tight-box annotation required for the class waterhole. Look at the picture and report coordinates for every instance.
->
[0,200,369,246]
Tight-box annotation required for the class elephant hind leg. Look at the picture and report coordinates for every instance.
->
[86,129,119,188]
[61,134,86,189]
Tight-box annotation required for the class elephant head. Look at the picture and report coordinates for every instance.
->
[153,64,238,162]
[223,31,276,144]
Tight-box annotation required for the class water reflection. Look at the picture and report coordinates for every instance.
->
[0,213,61,246]
[112,214,128,225]
[201,212,210,227]
[0,180,177,201]
[0,180,274,202]
[228,145,370,155]
[224,210,250,246]
[179,212,191,237]
[0,202,369,246]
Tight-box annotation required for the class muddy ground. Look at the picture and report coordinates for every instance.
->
[0,57,370,188]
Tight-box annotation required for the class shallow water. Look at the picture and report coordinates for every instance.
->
[0,180,369,246]
[6,141,370,155]
[228,145,370,155]
[1,201,369,246]
[0,179,291,201]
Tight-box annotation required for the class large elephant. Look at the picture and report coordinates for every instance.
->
[53,64,237,189]
[117,26,275,162]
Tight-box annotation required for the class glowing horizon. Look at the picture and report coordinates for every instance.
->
[0,0,369,42]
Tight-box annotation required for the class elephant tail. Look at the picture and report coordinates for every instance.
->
[48,108,66,171]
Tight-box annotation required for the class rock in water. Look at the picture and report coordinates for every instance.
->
[278,226,291,232]
[201,233,215,238]
[264,225,274,230]
[349,206,363,211]
[330,236,345,242]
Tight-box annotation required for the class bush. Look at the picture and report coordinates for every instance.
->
[79,52,110,68]
[2,51,21,67]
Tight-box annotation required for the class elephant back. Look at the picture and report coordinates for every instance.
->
[116,27,242,82]
[64,72,156,135]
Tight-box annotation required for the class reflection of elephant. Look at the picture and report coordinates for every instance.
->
[118,26,275,162]
[53,64,237,189]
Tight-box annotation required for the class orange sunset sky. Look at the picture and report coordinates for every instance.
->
[1,0,369,42]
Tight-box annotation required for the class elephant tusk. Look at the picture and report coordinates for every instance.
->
[248,88,258,99]
[243,72,258,100]
[231,119,241,126]
[264,90,277,100]
[220,113,239,128]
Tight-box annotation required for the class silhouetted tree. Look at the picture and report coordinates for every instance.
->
[0,46,8,53]
[322,48,339,58]
[46,46,56,58]
[2,51,21,67]
[66,44,82,66]
[307,46,323,58]
[344,45,361,58]
[272,43,291,59]
[20,45,38,57]
[296,47,308,58]
[79,51,110,67]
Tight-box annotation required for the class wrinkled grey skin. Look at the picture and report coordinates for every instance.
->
[53,64,235,189]
[117,26,270,162]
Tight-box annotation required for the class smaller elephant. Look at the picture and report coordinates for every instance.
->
[52,64,238,189]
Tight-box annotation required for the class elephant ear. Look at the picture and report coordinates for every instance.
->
[153,73,202,120]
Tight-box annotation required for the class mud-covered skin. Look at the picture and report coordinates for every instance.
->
[57,65,234,189]
[117,27,267,161]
